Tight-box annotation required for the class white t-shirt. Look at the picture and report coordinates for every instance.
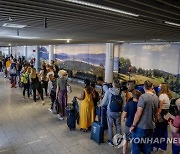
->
[159,93,170,109]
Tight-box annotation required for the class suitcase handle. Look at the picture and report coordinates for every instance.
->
[100,106,104,125]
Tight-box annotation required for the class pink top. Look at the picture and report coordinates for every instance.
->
[172,115,180,146]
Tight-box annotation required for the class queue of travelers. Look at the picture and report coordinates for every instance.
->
[0,55,179,154]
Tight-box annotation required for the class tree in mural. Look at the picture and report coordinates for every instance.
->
[119,57,131,74]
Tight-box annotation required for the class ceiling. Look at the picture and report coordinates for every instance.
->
[0,0,180,46]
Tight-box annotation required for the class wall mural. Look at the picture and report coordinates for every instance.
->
[119,43,180,98]
[39,43,180,98]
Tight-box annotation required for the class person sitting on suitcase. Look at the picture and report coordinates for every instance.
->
[100,79,123,146]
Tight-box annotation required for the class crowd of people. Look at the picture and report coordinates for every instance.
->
[0,55,179,154]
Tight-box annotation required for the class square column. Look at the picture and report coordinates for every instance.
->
[49,45,55,64]
[24,46,28,59]
[105,43,114,83]
[35,46,40,71]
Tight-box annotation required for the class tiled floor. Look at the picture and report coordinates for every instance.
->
[0,74,172,154]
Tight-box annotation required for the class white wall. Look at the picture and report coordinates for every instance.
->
[0,47,9,56]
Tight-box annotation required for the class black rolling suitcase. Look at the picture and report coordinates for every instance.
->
[91,107,104,144]
[66,106,76,130]
[65,97,79,131]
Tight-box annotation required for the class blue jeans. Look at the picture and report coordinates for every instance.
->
[132,127,153,154]
[172,144,180,154]
[153,121,168,150]
[107,111,121,142]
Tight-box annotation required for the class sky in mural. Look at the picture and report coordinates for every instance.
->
[121,43,180,75]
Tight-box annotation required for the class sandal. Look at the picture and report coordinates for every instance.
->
[83,129,88,132]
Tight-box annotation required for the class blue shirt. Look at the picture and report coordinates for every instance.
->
[123,100,138,127]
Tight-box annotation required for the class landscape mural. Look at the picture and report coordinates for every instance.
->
[39,43,180,98]
[119,43,180,97]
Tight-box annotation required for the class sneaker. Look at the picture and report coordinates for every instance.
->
[107,140,114,147]
[57,115,64,120]
[42,101,45,105]
[48,108,52,112]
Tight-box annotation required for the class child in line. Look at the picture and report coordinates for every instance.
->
[48,74,57,112]
[122,89,142,154]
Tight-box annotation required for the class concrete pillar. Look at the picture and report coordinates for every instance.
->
[117,44,121,73]
[8,47,11,56]
[49,45,54,64]
[24,46,28,59]
[105,43,114,83]
[35,46,40,71]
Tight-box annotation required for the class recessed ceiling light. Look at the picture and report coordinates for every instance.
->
[64,0,139,17]
[2,23,27,28]
[3,35,40,39]
[151,39,167,42]
[164,21,180,27]
[9,43,11,46]
[110,40,125,43]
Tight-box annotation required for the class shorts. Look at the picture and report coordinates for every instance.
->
[7,67,10,71]
[125,126,132,141]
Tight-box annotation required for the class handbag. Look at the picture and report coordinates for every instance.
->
[52,99,59,114]
[67,85,72,93]
[10,67,17,75]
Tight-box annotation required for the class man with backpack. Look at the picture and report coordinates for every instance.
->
[100,79,123,146]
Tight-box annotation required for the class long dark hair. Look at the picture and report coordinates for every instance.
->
[84,79,91,94]
[43,65,47,75]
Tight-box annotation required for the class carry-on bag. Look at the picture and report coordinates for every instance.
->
[66,105,76,130]
[91,106,104,144]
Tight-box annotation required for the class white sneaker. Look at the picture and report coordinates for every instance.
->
[48,108,52,112]
[57,115,64,120]
[42,101,45,105]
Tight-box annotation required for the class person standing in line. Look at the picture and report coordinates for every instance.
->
[126,80,136,102]
[30,68,44,104]
[96,76,109,98]
[75,79,95,132]
[9,59,17,88]
[47,65,55,95]
[0,59,2,73]
[16,60,22,87]
[22,67,31,99]
[6,57,11,78]
[91,82,100,108]
[168,98,180,154]
[39,65,48,97]
[153,83,172,151]
[100,79,123,146]
[56,70,68,120]
[129,80,159,154]
[48,74,57,112]
[122,89,142,154]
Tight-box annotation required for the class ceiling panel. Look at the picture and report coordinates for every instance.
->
[0,0,180,46]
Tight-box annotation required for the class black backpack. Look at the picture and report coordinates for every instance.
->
[109,91,123,112]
